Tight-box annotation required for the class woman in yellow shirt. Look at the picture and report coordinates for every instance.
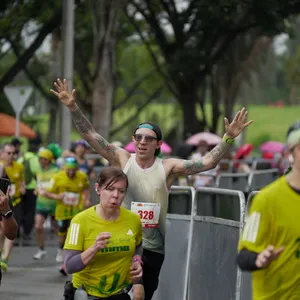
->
[63,167,143,300]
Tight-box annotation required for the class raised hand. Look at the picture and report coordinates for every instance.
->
[93,232,112,251]
[224,107,253,139]
[50,78,76,108]
[255,245,284,268]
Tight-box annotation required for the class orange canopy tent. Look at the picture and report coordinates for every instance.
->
[0,113,36,138]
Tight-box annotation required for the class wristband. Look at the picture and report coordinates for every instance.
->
[133,256,143,265]
[223,134,234,145]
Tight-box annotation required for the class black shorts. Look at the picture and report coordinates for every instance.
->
[142,249,165,300]
[57,219,72,236]
[36,209,55,220]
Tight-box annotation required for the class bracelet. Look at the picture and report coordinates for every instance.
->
[222,134,235,145]
[133,256,143,265]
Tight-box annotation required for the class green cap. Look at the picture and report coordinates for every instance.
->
[47,143,62,159]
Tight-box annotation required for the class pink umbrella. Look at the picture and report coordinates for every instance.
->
[185,132,221,146]
[124,142,172,154]
[259,141,284,153]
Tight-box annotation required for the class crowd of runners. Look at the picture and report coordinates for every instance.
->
[0,78,299,300]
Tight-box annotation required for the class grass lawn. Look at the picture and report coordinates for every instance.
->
[245,105,300,145]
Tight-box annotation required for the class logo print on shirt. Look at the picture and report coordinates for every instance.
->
[127,229,133,236]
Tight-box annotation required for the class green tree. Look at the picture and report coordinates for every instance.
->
[126,0,300,138]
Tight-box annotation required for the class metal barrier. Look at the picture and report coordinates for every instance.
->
[216,173,249,193]
[154,186,196,300]
[239,191,260,300]
[247,169,279,192]
[189,188,246,300]
[155,186,246,300]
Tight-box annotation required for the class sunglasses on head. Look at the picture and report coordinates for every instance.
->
[65,157,77,163]
[133,134,158,143]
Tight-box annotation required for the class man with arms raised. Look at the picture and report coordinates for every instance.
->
[51,78,252,300]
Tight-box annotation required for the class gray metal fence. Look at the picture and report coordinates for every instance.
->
[154,186,195,300]
[154,186,246,300]
[239,191,260,300]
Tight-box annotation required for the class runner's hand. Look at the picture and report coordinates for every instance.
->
[0,189,10,212]
[224,107,253,139]
[50,78,76,108]
[93,232,112,251]
[255,245,284,268]
[130,261,143,283]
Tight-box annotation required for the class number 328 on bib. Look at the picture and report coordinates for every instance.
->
[131,202,160,228]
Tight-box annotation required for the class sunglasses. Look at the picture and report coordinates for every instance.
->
[133,134,158,143]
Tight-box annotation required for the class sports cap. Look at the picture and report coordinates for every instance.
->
[64,156,78,169]
[286,128,300,150]
[38,149,54,161]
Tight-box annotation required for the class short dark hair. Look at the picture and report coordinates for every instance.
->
[133,121,162,156]
[97,167,128,190]
[11,138,22,146]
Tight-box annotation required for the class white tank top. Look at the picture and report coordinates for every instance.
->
[122,154,169,254]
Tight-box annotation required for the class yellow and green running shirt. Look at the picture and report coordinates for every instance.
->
[238,176,300,300]
[64,206,142,298]
[36,164,59,215]
[47,170,89,220]
[2,161,24,206]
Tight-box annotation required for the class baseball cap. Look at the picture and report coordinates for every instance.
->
[38,149,54,161]
[64,156,78,169]
[286,128,300,150]
[286,121,300,137]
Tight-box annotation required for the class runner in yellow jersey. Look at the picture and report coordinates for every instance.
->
[237,128,300,299]
[33,149,59,260]
[42,156,90,275]
[0,143,25,271]
[63,167,143,300]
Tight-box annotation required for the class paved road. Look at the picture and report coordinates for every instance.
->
[1,235,70,300]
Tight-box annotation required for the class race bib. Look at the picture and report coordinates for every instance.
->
[63,192,79,206]
[9,184,16,197]
[38,181,50,193]
[131,202,160,228]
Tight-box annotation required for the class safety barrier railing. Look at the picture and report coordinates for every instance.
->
[247,169,279,192]
[239,190,260,300]
[154,186,196,300]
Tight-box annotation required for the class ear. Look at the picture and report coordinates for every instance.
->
[94,183,100,195]
[157,140,163,149]
[131,136,135,143]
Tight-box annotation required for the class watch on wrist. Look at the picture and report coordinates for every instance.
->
[1,210,13,219]
[223,134,235,145]
[133,256,143,265]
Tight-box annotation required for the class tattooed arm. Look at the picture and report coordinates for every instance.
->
[69,104,130,166]
[50,78,130,166]
[167,139,231,177]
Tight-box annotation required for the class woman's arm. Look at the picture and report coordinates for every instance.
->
[64,232,112,274]
[236,249,260,271]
